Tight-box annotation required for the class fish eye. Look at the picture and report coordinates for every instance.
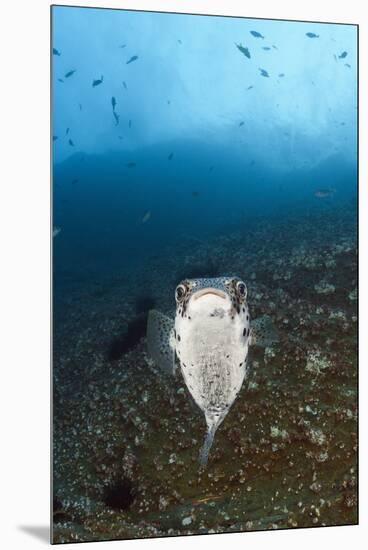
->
[175,284,187,302]
[236,281,247,298]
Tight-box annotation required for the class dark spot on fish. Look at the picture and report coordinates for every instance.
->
[177,334,181,342]
[243,328,246,336]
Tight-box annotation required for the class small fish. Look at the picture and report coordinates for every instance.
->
[262,47,271,50]
[239,121,244,127]
[278,73,285,78]
[314,188,335,198]
[338,51,348,59]
[119,44,126,49]
[53,136,58,141]
[247,85,254,90]
[111,96,117,111]
[141,210,151,223]
[79,103,82,111]
[306,32,319,38]
[113,111,120,126]
[235,43,251,59]
[53,227,61,237]
[58,78,64,83]
[127,55,138,64]
[68,139,74,146]
[167,100,171,105]
[122,81,127,90]
[66,127,70,135]
[178,39,182,44]
[129,120,132,129]
[126,162,136,168]
[65,69,76,78]
[250,30,264,39]
[168,152,174,160]
[147,277,278,465]
[259,68,269,77]
[345,63,351,68]
[272,45,278,50]
[53,48,61,56]
[92,75,103,87]
[118,136,123,140]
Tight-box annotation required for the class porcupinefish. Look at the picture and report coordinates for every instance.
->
[147,276,278,466]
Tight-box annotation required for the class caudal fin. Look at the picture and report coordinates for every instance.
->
[199,414,224,467]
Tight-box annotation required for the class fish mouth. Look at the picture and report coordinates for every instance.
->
[192,288,227,301]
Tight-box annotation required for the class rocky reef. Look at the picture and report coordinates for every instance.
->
[53,206,357,543]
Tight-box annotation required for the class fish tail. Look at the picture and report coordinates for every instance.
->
[199,419,220,467]
[199,429,215,467]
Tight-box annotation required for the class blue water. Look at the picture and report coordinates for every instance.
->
[52,7,357,288]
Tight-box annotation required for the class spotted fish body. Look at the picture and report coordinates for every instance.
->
[146,276,278,466]
[174,277,250,464]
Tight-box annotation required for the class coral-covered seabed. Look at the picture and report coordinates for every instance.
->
[52,204,357,543]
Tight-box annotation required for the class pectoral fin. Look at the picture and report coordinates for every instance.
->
[250,315,279,347]
[146,309,176,375]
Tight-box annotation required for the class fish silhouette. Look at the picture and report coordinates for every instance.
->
[127,55,138,64]
[92,75,103,87]
[259,68,269,77]
[250,30,264,39]
[235,43,251,59]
